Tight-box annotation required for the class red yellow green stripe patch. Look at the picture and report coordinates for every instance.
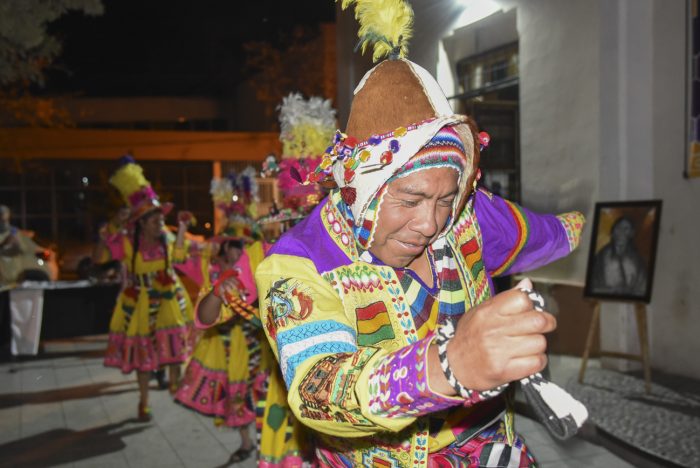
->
[356,302,394,346]
[491,200,530,276]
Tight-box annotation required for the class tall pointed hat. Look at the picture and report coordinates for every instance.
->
[306,0,484,246]
[109,155,173,223]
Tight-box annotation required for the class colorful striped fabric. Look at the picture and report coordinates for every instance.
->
[356,302,394,346]
[354,190,382,249]
[395,240,468,338]
[276,320,357,387]
[490,199,530,277]
[451,196,492,306]
[396,269,440,338]
[433,237,468,318]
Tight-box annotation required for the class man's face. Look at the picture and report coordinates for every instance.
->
[369,167,459,268]
[612,219,634,253]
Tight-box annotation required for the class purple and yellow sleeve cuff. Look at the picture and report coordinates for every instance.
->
[367,333,463,419]
[557,211,585,252]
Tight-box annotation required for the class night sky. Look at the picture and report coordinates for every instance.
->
[44,0,336,97]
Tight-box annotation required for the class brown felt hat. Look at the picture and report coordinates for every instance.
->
[346,59,437,140]
[333,58,481,225]
[346,58,479,177]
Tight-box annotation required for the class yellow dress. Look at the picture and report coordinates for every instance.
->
[176,240,310,465]
[103,232,194,372]
[174,256,263,427]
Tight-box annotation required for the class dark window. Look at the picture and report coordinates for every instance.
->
[452,42,521,203]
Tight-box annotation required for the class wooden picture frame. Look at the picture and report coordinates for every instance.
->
[583,200,662,303]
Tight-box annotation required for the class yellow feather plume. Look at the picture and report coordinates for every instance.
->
[345,0,414,62]
[108,162,150,201]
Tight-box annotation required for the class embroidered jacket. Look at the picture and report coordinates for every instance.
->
[255,189,584,467]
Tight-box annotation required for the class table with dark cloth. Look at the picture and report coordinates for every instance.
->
[0,281,120,356]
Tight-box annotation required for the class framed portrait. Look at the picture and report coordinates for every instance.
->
[584,200,662,303]
[687,0,700,178]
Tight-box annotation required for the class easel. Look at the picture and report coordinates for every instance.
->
[578,300,652,394]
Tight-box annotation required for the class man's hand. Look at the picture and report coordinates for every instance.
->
[447,278,556,392]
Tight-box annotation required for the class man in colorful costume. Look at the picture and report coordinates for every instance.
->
[255,1,586,466]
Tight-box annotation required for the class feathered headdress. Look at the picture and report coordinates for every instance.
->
[278,92,336,159]
[341,0,414,62]
[210,169,261,242]
[109,155,172,223]
[304,0,478,224]
[272,93,337,214]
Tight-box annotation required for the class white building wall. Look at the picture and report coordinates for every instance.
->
[517,0,599,284]
[649,0,700,378]
[516,0,699,378]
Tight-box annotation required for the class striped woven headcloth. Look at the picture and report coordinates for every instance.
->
[393,125,467,180]
[354,125,467,249]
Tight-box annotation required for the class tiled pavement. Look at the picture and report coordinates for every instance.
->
[0,337,645,468]
[0,336,256,468]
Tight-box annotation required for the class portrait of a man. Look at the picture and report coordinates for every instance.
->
[584,201,662,303]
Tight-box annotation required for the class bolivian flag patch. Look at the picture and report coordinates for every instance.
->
[356,302,394,346]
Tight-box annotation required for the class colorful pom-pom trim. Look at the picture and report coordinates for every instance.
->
[303,118,438,186]
[478,131,490,151]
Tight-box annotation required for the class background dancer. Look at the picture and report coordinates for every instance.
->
[101,156,195,421]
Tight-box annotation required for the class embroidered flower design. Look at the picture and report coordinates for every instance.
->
[340,186,357,205]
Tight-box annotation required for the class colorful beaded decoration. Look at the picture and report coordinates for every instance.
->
[304,118,439,187]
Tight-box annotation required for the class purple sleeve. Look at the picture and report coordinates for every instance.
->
[367,333,465,418]
[474,190,585,277]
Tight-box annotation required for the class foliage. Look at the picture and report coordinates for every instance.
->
[0,0,103,127]
[278,92,336,158]
[0,87,72,126]
[243,26,328,130]
[0,0,104,86]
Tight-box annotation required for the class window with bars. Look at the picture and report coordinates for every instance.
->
[452,42,521,203]
[455,42,519,99]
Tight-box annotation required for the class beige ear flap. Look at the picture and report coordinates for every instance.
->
[453,120,480,178]
[451,119,481,214]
